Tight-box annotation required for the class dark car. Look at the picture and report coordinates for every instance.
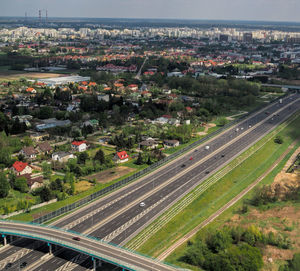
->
[205,170,210,174]
[181,164,186,168]
[5,263,12,269]
[20,262,27,268]
[221,154,225,157]
[72,237,81,241]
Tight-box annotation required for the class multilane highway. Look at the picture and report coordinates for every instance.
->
[1,93,299,270]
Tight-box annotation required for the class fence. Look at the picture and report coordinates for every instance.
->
[32,94,287,224]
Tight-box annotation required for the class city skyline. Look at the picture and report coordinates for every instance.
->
[1,0,300,23]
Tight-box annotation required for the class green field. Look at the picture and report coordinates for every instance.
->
[127,113,300,264]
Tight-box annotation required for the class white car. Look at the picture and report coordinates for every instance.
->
[205,145,210,150]
[139,202,146,207]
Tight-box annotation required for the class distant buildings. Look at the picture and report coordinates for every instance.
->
[36,118,71,131]
[37,76,91,87]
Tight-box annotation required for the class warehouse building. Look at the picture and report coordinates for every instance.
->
[37,76,91,87]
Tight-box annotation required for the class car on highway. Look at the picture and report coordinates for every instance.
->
[189,157,193,160]
[139,202,146,207]
[181,164,186,168]
[221,154,225,157]
[5,263,12,269]
[72,237,81,241]
[20,262,27,269]
[205,170,210,174]
[249,125,252,128]
[205,145,210,150]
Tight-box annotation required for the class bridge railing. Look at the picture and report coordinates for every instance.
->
[31,93,288,224]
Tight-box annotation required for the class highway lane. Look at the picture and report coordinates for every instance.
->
[1,94,298,271]
[89,98,300,244]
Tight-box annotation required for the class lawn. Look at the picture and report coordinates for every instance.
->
[0,190,40,215]
[127,113,300,262]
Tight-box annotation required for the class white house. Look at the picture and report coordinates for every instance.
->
[71,141,87,152]
[52,152,75,163]
[163,140,180,148]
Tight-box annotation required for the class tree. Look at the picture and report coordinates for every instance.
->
[147,156,152,165]
[38,106,53,119]
[42,162,52,180]
[274,135,283,144]
[94,149,105,164]
[136,153,143,165]
[0,173,10,198]
[78,152,89,164]
[14,177,28,193]
[207,229,233,253]
[217,117,229,127]
[39,186,53,202]
[23,136,33,146]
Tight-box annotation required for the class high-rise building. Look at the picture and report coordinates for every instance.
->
[243,32,253,43]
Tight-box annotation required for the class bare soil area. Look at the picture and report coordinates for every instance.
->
[0,72,67,80]
[86,166,135,184]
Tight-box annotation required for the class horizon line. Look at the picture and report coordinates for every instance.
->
[0,16,300,25]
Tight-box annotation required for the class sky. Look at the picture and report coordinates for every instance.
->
[1,0,300,22]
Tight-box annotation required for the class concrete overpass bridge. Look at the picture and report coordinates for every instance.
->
[0,220,183,271]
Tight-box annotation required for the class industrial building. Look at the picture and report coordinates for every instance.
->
[37,76,91,87]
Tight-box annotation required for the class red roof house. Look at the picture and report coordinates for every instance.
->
[114,151,129,163]
[71,141,87,152]
[12,161,32,176]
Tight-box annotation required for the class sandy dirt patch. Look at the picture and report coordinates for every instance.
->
[75,181,93,193]
[86,166,135,184]
[197,132,207,136]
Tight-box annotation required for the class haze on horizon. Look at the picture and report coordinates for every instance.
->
[1,0,300,23]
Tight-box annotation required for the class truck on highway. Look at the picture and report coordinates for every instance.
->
[279,98,283,104]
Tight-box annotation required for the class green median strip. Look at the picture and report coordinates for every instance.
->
[125,113,300,259]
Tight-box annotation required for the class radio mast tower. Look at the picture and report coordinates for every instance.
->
[46,10,48,23]
[39,9,42,23]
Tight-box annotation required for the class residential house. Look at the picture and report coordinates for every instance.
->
[164,140,180,148]
[12,161,32,176]
[30,132,49,142]
[17,174,44,191]
[26,87,37,94]
[37,142,53,154]
[139,139,158,150]
[71,141,87,152]
[113,151,129,163]
[20,146,38,160]
[52,152,75,163]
